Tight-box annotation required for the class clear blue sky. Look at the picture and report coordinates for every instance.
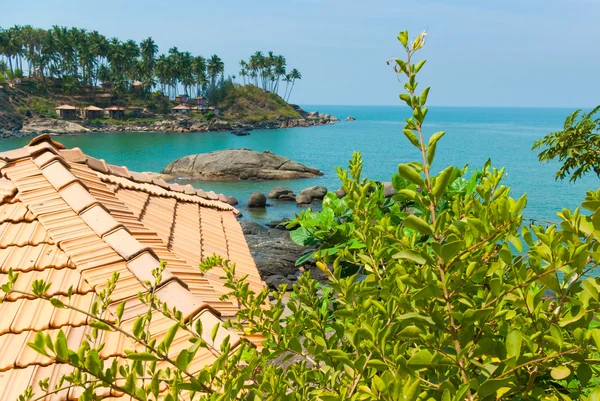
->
[2,0,599,107]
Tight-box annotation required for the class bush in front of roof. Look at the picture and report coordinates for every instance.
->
[11,30,600,400]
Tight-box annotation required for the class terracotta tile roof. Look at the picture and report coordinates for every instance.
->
[0,135,265,400]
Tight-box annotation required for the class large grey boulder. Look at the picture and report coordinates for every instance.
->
[162,149,323,180]
[300,186,328,199]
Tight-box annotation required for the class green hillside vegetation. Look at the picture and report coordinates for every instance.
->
[219,84,301,122]
[1,77,302,126]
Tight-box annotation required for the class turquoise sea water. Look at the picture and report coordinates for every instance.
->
[1,106,597,224]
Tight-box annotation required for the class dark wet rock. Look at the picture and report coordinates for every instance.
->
[231,129,250,136]
[162,149,323,180]
[247,192,267,208]
[300,185,328,200]
[226,196,239,206]
[345,116,356,121]
[240,221,326,289]
[264,274,294,288]
[267,186,294,199]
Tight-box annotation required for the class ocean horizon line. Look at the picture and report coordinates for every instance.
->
[300,104,593,109]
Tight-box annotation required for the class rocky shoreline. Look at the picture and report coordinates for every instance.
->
[0,110,340,139]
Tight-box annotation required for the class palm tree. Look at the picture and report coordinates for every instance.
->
[239,60,247,85]
[193,56,207,97]
[207,54,224,98]
[155,55,169,95]
[273,55,286,95]
[140,37,157,84]
[179,51,194,95]
[285,68,302,102]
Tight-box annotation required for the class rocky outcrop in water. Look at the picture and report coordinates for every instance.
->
[162,149,323,180]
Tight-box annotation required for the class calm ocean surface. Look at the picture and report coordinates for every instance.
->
[2,106,597,224]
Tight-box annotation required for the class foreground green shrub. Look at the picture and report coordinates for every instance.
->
[7,30,600,401]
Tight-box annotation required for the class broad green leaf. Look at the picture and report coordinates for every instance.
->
[407,349,433,368]
[550,366,571,380]
[577,364,592,385]
[403,129,420,147]
[159,323,179,352]
[506,329,522,360]
[419,87,430,106]
[393,249,426,264]
[295,250,315,266]
[440,239,463,262]
[50,298,64,308]
[55,330,69,360]
[404,379,420,401]
[398,164,425,187]
[432,166,453,200]
[404,215,434,236]
[398,31,408,47]
[126,351,157,361]
[115,301,125,322]
[427,131,445,165]
[88,321,112,331]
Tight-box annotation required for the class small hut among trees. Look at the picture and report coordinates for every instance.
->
[104,105,125,119]
[55,104,78,119]
[172,104,191,114]
[82,105,104,119]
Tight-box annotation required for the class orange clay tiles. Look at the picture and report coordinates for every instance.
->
[0,135,265,400]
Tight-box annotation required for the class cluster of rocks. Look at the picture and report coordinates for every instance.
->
[246,185,329,209]
[304,111,340,125]
[248,182,398,209]
[1,108,341,138]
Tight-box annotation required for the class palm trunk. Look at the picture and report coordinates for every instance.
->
[286,80,295,102]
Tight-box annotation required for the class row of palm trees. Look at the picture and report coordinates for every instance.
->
[0,25,304,103]
[0,25,226,100]
[239,51,302,102]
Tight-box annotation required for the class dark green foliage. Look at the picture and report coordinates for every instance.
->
[534,106,600,182]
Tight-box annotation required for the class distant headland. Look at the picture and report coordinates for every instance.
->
[0,25,338,137]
